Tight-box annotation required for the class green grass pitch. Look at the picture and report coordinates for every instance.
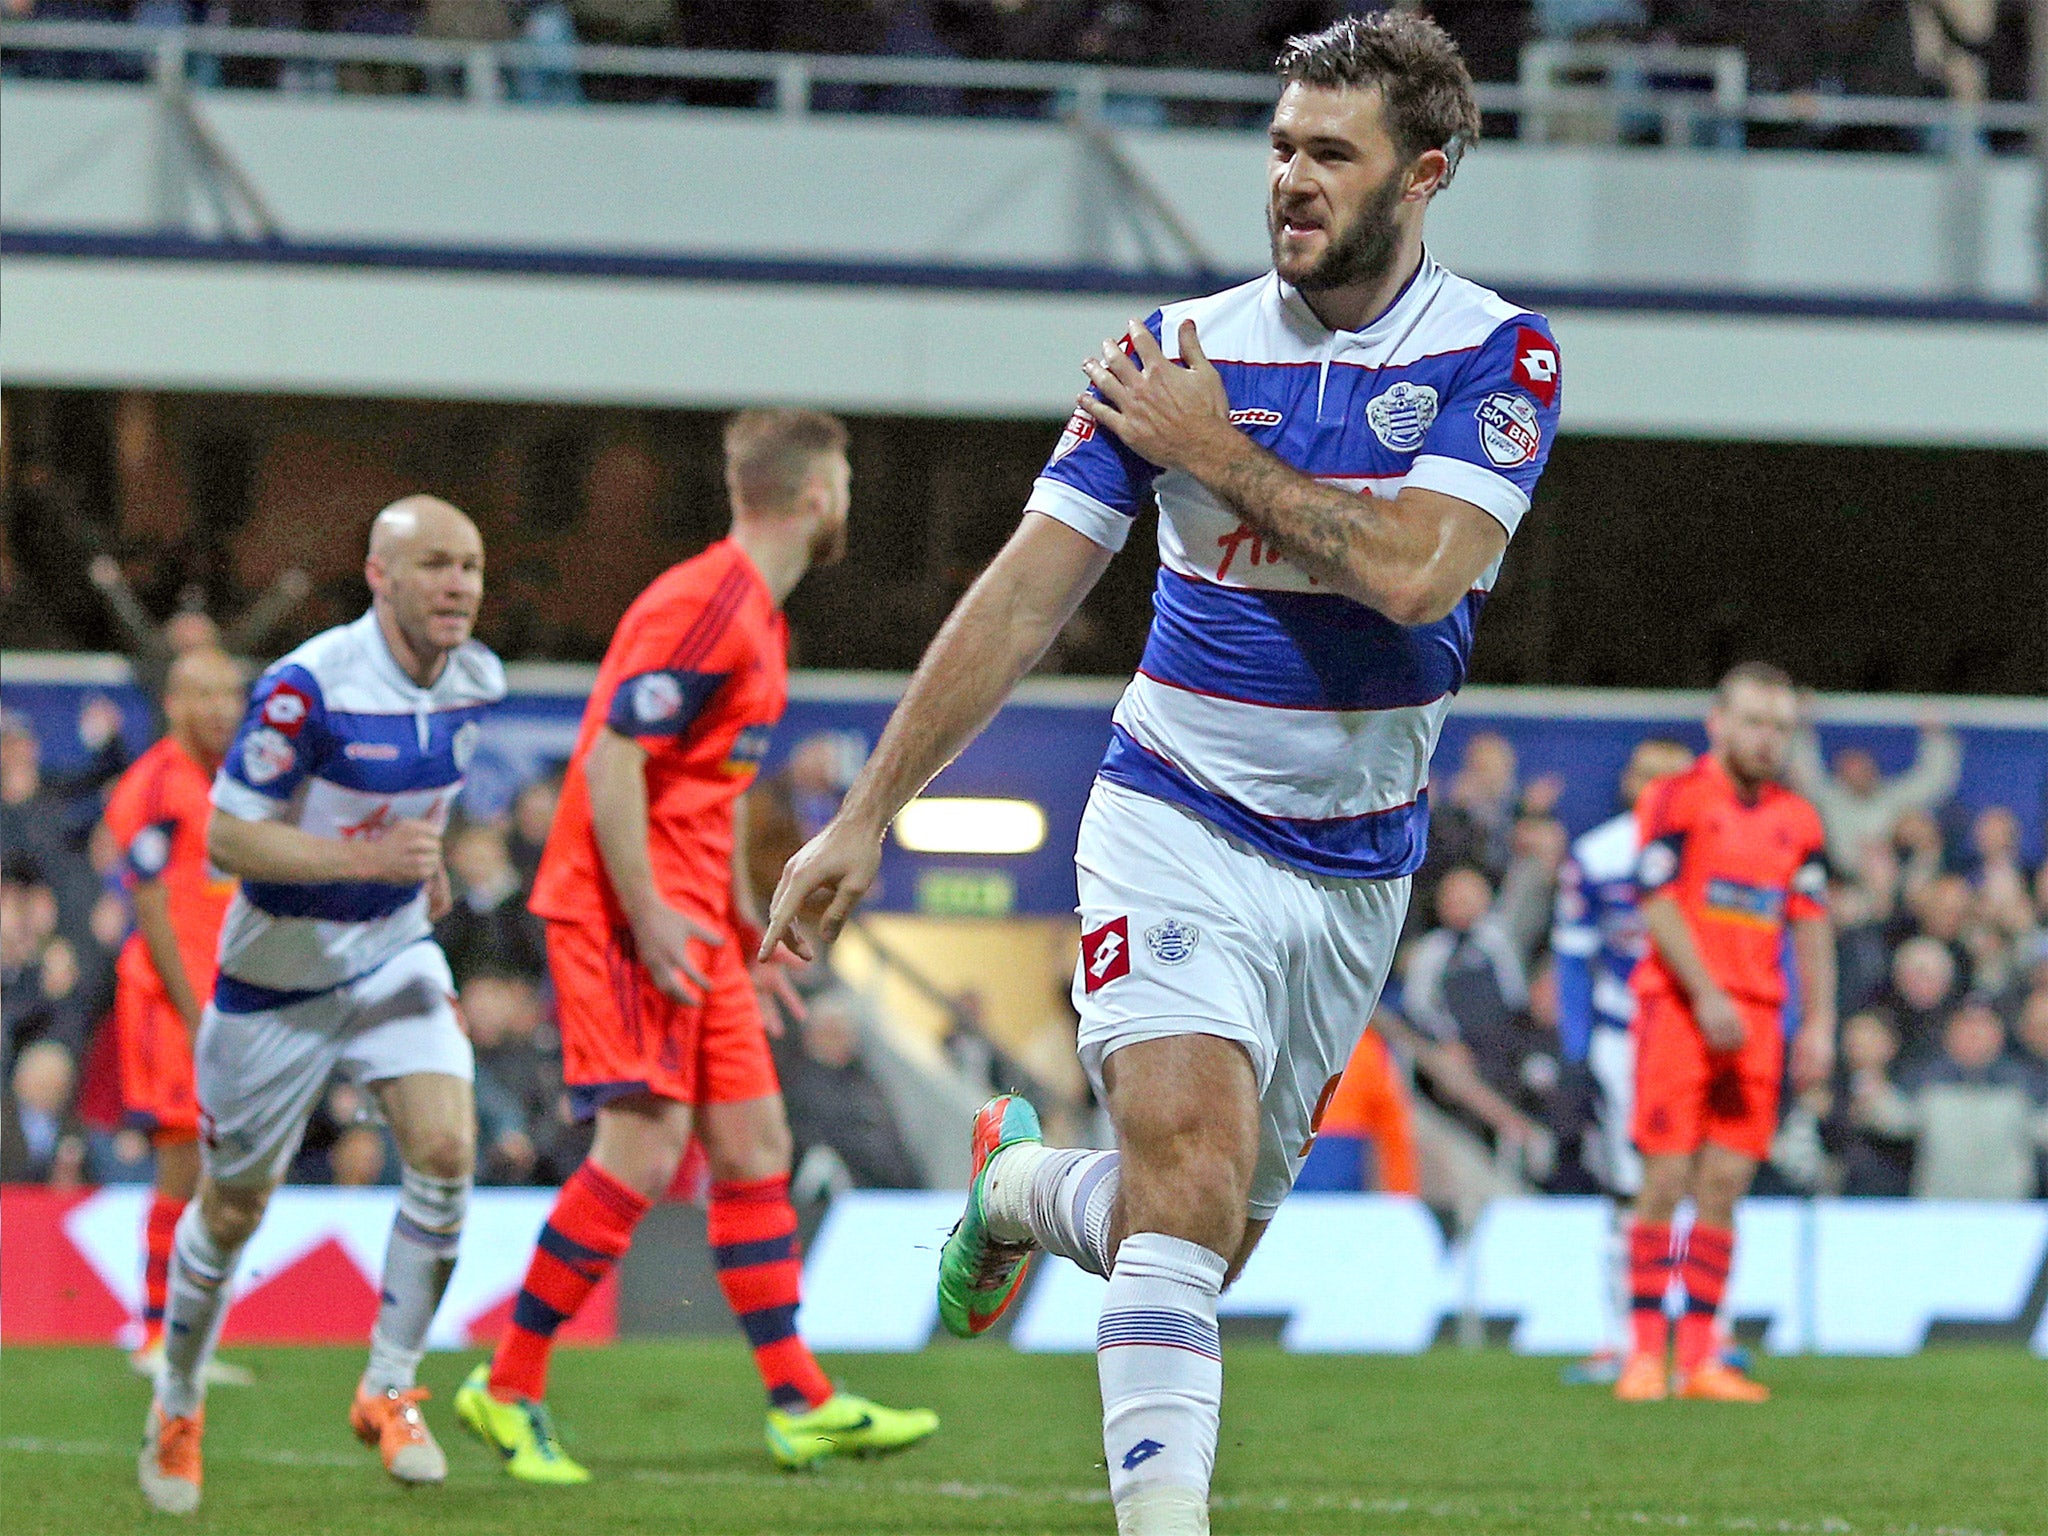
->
[3,1341,2042,1535]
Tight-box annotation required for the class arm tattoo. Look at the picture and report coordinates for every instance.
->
[1203,439,1380,595]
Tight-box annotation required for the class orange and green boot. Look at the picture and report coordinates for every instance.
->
[936,1095,1043,1338]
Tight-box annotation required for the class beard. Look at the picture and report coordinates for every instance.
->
[1271,167,1405,294]
[809,512,848,569]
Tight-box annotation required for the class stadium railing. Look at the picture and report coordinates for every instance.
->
[3,20,2041,156]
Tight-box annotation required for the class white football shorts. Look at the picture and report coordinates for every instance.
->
[1586,1023,1641,1196]
[196,939,473,1187]
[1070,780,1409,1218]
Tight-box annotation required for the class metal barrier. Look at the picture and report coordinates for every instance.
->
[3,19,2042,150]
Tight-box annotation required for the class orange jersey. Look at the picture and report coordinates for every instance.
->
[1630,756,1827,1011]
[103,736,235,1002]
[531,540,788,930]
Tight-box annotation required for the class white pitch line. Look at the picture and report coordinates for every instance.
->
[0,1438,2012,1536]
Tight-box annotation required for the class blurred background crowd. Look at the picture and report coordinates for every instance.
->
[7,648,2045,1217]
[4,0,2037,153]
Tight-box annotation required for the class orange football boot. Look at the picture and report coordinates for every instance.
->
[1675,1359,1770,1402]
[350,1384,449,1484]
[138,1403,204,1515]
[1612,1352,1669,1402]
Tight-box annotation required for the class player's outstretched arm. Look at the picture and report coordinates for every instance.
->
[207,808,440,887]
[1082,319,1505,623]
[760,512,1113,961]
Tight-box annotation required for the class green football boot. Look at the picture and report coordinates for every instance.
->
[766,1391,939,1470]
[454,1363,592,1486]
[936,1094,1043,1339]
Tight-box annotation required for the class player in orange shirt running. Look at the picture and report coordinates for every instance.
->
[99,648,252,1382]
[1616,662,1835,1404]
[456,410,937,1482]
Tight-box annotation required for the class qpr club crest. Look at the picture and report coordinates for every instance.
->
[1365,381,1438,452]
[1476,391,1541,467]
[451,720,482,771]
[1144,917,1200,965]
[632,671,685,725]
[241,727,296,786]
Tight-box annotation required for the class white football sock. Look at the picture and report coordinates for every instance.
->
[1097,1231,1226,1533]
[983,1143,1120,1277]
[363,1167,468,1393]
[158,1204,243,1419]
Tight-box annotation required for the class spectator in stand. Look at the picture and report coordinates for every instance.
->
[1820,1011,1915,1196]
[88,555,310,708]
[435,818,547,983]
[464,971,563,1185]
[505,771,561,890]
[1788,716,1960,874]
[2,700,131,944]
[1854,997,2048,1199]
[1404,865,1531,1049]
[1412,732,1568,936]
[1832,839,1902,1015]
[2,866,95,1065]
[1879,935,1961,1066]
[772,986,924,1192]
[1905,871,1982,994]
[1,1037,87,1185]
[2017,986,2048,1079]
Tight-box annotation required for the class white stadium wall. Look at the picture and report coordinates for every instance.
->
[4,82,2046,445]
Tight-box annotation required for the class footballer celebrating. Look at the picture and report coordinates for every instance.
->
[456,410,937,1481]
[1616,663,1835,1403]
[139,497,504,1514]
[765,16,1561,1534]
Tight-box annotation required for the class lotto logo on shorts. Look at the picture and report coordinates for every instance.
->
[1080,917,1130,993]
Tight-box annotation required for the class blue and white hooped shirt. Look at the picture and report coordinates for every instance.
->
[1026,256,1561,881]
[209,608,506,1003]
[1550,811,1647,1061]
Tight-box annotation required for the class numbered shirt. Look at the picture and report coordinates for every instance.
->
[104,735,237,1000]
[530,539,788,931]
[210,608,505,998]
[1631,756,1829,1011]
[1024,257,1561,879]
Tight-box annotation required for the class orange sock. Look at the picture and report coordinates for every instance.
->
[1675,1223,1733,1375]
[1627,1220,1675,1359]
[489,1160,647,1403]
[141,1193,184,1352]
[708,1176,831,1411]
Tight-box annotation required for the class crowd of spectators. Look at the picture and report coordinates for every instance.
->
[6,1,2033,146]
[0,683,1025,1202]
[5,678,2044,1211]
[1352,718,2048,1216]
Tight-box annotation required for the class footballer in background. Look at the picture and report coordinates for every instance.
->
[101,646,255,1388]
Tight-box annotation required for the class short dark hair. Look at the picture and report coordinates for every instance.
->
[722,409,849,512]
[1716,660,1798,702]
[1274,13,1482,185]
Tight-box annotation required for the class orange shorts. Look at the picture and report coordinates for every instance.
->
[1632,991,1784,1162]
[116,975,200,1139]
[546,917,779,1118]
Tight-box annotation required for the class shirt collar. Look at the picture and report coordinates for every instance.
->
[1273,248,1442,350]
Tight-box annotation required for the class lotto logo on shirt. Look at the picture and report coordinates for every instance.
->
[262,683,311,735]
[1511,326,1559,407]
[1080,916,1130,993]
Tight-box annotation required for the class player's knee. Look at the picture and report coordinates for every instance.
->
[200,1181,271,1249]
[403,1126,473,1183]
[706,1119,791,1184]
